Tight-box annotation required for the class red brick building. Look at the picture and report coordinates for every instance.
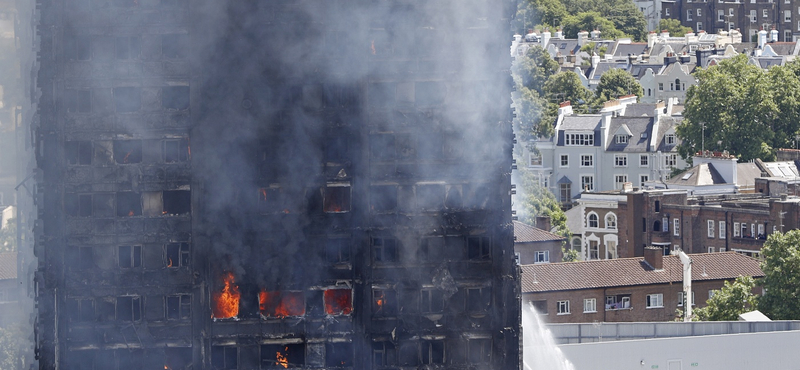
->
[513,220,566,264]
[521,250,764,323]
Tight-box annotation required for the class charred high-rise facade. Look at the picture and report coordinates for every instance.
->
[32,1,519,369]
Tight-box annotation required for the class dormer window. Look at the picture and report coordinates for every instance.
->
[666,134,676,145]
[616,134,629,144]
[565,132,595,146]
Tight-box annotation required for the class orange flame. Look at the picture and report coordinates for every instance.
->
[259,188,268,202]
[276,347,289,368]
[123,151,132,163]
[212,272,240,319]
[259,290,305,318]
[167,257,173,268]
[187,138,191,159]
[323,289,352,315]
[371,40,376,55]
[375,291,385,312]
[128,210,134,216]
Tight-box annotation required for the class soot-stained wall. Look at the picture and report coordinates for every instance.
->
[34,1,520,369]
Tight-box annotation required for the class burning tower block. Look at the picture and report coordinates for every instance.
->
[32,0,520,369]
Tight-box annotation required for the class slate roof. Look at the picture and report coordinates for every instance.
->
[756,57,784,68]
[656,116,681,152]
[605,117,653,152]
[665,163,725,186]
[761,161,800,177]
[622,103,658,117]
[560,115,601,131]
[613,42,647,57]
[737,162,763,188]
[0,252,16,280]
[629,64,663,78]
[521,252,763,293]
[513,221,566,243]
[764,42,797,56]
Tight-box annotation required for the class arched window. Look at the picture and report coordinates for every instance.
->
[675,78,681,91]
[572,238,582,251]
[654,220,662,231]
[647,88,651,96]
[588,213,599,228]
[605,213,617,230]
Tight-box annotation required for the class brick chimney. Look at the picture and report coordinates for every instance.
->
[643,246,664,270]
[535,216,552,231]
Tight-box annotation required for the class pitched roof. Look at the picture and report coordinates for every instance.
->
[521,252,763,293]
[666,163,725,186]
[605,117,653,152]
[0,252,16,280]
[613,42,647,57]
[513,221,566,243]
[560,115,601,131]
[737,162,763,187]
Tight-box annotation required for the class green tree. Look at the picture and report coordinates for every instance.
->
[758,230,800,319]
[693,276,759,321]
[543,71,593,113]
[517,87,555,140]
[658,18,693,37]
[514,45,560,95]
[0,218,16,253]
[677,54,776,162]
[519,169,571,240]
[766,61,800,149]
[516,0,568,33]
[604,2,648,41]
[594,68,643,102]
[562,12,627,40]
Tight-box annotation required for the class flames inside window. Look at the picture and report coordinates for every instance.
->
[259,291,305,318]
[261,343,304,368]
[323,184,351,213]
[323,288,352,315]
[211,272,240,319]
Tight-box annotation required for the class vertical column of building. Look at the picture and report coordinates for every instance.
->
[36,0,195,368]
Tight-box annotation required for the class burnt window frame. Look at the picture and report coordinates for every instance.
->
[372,236,399,264]
[118,245,142,268]
[64,34,92,61]
[162,86,190,110]
[211,346,238,370]
[415,183,445,212]
[323,183,351,213]
[165,242,190,268]
[325,342,353,368]
[466,286,492,314]
[257,187,283,214]
[370,185,398,213]
[421,339,445,365]
[113,139,143,164]
[65,140,93,165]
[116,192,142,217]
[372,287,398,317]
[163,190,192,216]
[165,294,191,320]
[115,36,141,60]
[371,340,397,367]
[68,297,95,322]
[370,133,396,161]
[163,138,190,163]
[325,238,351,265]
[65,89,92,113]
[420,288,444,314]
[467,235,491,261]
[65,193,93,217]
[116,296,142,322]
[260,343,305,368]
[467,338,492,364]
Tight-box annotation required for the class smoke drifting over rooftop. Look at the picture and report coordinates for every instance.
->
[29,0,520,368]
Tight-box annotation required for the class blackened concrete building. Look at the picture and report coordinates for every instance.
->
[31,1,520,369]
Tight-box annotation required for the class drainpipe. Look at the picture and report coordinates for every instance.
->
[676,250,692,321]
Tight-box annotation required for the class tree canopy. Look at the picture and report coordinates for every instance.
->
[658,18,692,37]
[514,45,560,95]
[544,71,593,113]
[693,276,758,321]
[516,0,647,41]
[516,87,555,141]
[519,170,571,240]
[677,54,793,162]
[594,68,643,102]
[758,230,800,319]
